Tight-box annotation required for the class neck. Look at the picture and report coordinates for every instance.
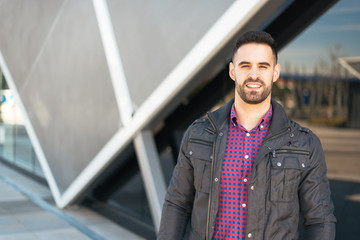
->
[234,95,271,131]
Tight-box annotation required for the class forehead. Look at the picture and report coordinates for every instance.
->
[233,43,275,64]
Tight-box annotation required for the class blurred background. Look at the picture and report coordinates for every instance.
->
[0,0,359,239]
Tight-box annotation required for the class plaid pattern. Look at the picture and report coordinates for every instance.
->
[212,104,272,240]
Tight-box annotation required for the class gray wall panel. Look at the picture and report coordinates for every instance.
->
[20,0,120,192]
[0,0,279,208]
[108,0,234,108]
[0,0,64,87]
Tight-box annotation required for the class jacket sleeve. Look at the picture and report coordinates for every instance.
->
[298,133,336,240]
[157,127,195,240]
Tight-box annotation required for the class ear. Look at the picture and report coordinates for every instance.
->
[229,62,236,81]
[273,63,280,83]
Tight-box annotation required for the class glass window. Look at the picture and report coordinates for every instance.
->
[276,0,360,127]
[0,69,44,178]
[276,1,360,238]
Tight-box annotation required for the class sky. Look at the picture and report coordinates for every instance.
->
[278,0,360,74]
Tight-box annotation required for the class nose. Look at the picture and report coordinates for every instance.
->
[248,66,258,80]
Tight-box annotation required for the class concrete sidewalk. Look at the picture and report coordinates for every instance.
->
[0,162,144,240]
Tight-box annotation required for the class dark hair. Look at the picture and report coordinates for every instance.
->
[232,30,278,63]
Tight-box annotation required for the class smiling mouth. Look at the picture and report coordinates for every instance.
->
[246,84,262,89]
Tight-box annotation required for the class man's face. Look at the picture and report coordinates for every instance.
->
[229,43,280,104]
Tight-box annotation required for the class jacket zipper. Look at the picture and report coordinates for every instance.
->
[272,149,310,158]
[265,128,292,157]
[200,120,310,237]
[205,113,217,240]
[189,138,213,146]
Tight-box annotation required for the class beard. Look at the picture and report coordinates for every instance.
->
[236,78,272,104]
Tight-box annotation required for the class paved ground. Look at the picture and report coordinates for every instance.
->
[0,162,144,240]
[0,121,359,239]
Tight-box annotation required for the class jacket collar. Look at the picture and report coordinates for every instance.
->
[206,99,234,132]
[206,98,291,138]
[267,99,291,139]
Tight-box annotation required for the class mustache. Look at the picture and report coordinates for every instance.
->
[243,78,265,85]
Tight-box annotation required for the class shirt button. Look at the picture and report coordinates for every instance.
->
[260,125,264,129]
[250,185,255,191]
[248,233,253,238]
[189,151,193,155]
[214,178,219,182]
[244,178,248,182]
[219,132,224,136]
[242,203,247,208]
[246,133,250,137]
[302,163,305,168]
[277,162,282,167]
[245,155,249,159]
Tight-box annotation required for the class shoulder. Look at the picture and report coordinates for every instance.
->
[290,120,323,151]
[187,116,212,133]
[182,116,217,143]
[291,120,320,136]
[193,117,208,124]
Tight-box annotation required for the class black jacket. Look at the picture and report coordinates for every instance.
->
[158,99,336,240]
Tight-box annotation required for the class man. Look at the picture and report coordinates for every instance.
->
[158,31,336,240]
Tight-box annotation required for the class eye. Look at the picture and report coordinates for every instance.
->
[259,65,268,69]
[240,65,250,68]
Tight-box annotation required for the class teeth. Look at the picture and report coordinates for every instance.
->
[247,84,261,88]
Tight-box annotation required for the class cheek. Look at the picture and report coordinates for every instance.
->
[235,70,248,79]
[265,72,275,80]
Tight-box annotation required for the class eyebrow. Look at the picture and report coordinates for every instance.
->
[259,62,271,67]
[238,61,250,66]
[238,61,271,67]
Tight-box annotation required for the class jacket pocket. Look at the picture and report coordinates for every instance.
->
[186,138,213,194]
[270,148,310,202]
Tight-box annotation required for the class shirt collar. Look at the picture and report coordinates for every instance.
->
[230,103,273,131]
